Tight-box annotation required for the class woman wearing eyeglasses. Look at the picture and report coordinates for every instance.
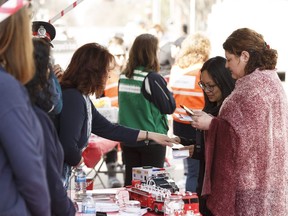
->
[191,28,288,215]
[177,56,235,215]
[169,33,211,193]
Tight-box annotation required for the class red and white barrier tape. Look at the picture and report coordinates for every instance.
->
[48,0,85,24]
[0,0,27,23]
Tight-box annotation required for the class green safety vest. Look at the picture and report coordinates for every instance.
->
[118,68,168,135]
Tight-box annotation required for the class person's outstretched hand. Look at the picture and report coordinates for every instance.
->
[149,132,175,147]
[170,136,181,144]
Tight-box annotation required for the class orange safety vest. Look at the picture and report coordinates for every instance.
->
[169,63,204,124]
[104,71,120,107]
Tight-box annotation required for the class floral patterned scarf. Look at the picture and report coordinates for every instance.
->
[203,69,288,215]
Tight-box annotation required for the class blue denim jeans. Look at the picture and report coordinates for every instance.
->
[184,157,200,192]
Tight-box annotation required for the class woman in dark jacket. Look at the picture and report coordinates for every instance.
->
[178,56,235,215]
[0,7,50,216]
[26,38,76,216]
[56,43,177,189]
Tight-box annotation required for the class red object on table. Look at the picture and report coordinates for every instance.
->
[85,177,94,190]
[76,211,160,215]
[82,134,119,168]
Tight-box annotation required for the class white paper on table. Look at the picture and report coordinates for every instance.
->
[95,202,119,212]
[119,208,147,216]
[172,148,189,159]
[86,189,118,195]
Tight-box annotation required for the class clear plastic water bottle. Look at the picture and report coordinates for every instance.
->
[82,194,96,215]
[164,194,185,216]
[74,165,86,199]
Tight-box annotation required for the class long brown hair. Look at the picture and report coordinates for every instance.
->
[0,7,35,84]
[26,38,53,112]
[123,33,159,78]
[223,28,278,75]
[61,43,115,97]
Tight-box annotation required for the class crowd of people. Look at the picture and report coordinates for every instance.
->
[1,3,288,216]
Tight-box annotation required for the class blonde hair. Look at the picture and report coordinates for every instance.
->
[176,32,211,69]
[0,7,35,84]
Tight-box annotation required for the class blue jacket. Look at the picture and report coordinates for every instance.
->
[33,106,75,216]
[0,68,50,215]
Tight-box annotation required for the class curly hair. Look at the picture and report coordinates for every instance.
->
[123,33,159,78]
[26,38,53,112]
[223,28,278,75]
[61,43,115,97]
[175,32,211,69]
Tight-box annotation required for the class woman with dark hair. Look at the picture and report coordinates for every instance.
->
[178,56,235,215]
[0,6,50,216]
[56,42,176,188]
[200,56,235,116]
[192,28,288,215]
[118,34,176,186]
[27,38,53,112]
[169,32,211,193]
[26,38,76,216]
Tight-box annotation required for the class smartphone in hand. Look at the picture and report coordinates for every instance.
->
[180,105,195,116]
[176,114,193,122]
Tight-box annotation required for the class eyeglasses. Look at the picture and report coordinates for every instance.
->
[198,81,217,92]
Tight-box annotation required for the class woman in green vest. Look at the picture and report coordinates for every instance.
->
[118,33,176,186]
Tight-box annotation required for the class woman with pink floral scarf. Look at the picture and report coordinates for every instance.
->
[191,28,288,215]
